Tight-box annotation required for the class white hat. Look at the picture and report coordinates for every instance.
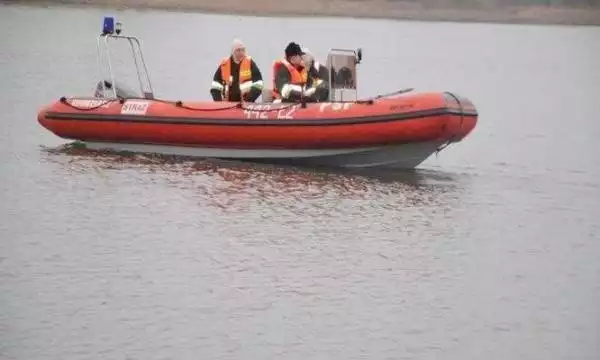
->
[231,38,245,53]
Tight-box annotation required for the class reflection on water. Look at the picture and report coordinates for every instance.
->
[40,142,468,214]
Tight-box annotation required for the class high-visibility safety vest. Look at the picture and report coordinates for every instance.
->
[272,59,308,99]
[219,56,252,100]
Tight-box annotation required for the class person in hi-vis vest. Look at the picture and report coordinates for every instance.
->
[210,39,264,102]
[272,42,326,103]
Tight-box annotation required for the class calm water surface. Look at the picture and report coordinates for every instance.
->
[1,4,599,360]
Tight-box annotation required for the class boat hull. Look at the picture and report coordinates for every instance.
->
[82,140,447,169]
[37,91,478,169]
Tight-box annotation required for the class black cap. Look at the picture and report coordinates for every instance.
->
[285,42,305,58]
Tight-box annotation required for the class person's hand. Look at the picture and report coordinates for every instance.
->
[303,87,316,97]
[240,81,252,94]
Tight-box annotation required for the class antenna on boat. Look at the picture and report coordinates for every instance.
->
[326,48,361,102]
[96,16,155,100]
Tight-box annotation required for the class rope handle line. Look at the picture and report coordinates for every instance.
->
[58,88,414,112]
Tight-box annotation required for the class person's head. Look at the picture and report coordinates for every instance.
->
[231,38,246,63]
[285,42,305,67]
[301,47,314,69]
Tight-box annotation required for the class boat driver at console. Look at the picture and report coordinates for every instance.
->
[301,48,329,102]
[272,42,327,103]
[210,39,264,102]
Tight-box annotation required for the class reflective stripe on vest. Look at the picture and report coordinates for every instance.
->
[272,59,308,99]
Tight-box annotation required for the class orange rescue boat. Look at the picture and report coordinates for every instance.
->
[37,17,478,169]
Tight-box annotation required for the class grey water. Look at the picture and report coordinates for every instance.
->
[1,4,599,360]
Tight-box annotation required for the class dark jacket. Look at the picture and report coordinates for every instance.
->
[210,56,263,102]
[308,62,330,102]
[310,62,329,84]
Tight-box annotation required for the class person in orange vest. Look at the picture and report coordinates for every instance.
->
[272,42,326,103]
[210,39,264,102]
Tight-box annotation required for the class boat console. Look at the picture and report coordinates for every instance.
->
[326,48,362,102]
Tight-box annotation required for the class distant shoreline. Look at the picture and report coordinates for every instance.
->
[3,0,600,26]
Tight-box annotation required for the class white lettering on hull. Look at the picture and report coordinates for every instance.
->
[69,99,110,109]
[121,100,150,115]
[243,104,298,120]
[319,103,353,112]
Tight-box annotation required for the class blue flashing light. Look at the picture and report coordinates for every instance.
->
[103,16,115,35]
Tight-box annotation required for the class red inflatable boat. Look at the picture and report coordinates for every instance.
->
[37,17,478,169]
